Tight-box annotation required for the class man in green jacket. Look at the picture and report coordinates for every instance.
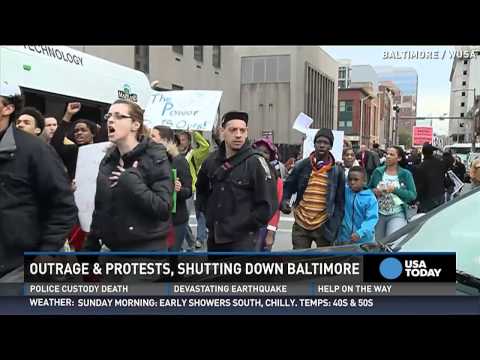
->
[177,130,211,250]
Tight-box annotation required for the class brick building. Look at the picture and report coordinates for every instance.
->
[338,85,378,149]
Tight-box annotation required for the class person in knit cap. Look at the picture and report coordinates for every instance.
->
[252,137,284,251]
[281,128,345,249]
[196,111,278,251]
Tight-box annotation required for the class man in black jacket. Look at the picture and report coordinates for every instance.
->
[50,102,98,180]
[0,82,77,281]
[196,111,278,251]
[414,143,446,213]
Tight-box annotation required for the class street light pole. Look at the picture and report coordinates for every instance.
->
[471,88,476,153]
[392,104,400,145]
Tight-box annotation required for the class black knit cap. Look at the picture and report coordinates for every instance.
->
[221,111,248,127]
[314,128,334,146]
[422,143,438,156]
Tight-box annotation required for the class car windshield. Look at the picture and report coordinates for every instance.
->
[395,188,480,278]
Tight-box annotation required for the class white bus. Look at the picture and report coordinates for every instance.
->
[0,45,151,127]
[443,143,480,165]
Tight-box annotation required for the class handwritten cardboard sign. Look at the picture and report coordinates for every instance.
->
[144,90,222,131]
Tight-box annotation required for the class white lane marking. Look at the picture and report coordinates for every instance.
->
[189,225,292,233]
[189,215,295,222]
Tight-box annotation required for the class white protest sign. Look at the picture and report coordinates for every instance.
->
[302,129,344,162]
[144,90,222,131]
[74,142,113,232]
[292,112,313,134]
[447,170,464,197]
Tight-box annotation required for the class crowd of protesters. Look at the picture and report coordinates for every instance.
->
[2,80,480,282]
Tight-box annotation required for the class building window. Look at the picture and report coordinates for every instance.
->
[339,69,346,79]
[338,120,353,128]
[172,46,183,55]
[172,84,183,90]
[339,100,353,113]
[241,55,291,84]
[461,102,465,107]
[345,101,353,112]
[212,46,221,68]
[194,46,203,62]
[338,80,345,88]
[464,60,468,65]
[134,46,149,75]
[462,81,467,86]
[462,92,466,96]
[463,70,467,75]
[305,62,335,129]
[460,113,465,117]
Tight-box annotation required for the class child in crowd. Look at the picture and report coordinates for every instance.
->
[336,166,379,245]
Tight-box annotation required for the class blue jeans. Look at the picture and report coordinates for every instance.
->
[255,226,275,252]
[375,212,407,241]
[184,197,208,245]
[183,197,196,248]
[173,223,188,252]
[195,211,208,243]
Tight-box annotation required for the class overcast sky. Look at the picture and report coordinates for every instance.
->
[322,46,455,135]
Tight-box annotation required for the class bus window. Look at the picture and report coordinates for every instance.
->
[444,144,480,154]
[23,91,46,114]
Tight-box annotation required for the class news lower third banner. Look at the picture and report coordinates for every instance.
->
[0,252,478,315]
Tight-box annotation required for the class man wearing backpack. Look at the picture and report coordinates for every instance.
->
[196,111,278,251]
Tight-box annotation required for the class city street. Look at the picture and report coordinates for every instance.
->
[187,214,295,251]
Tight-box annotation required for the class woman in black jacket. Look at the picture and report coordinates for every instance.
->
[151,126,192,251]
[83,100,173,251]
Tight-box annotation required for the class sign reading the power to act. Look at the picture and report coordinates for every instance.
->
[144,90,222,131]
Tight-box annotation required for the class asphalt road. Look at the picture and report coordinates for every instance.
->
[187,214,295,251]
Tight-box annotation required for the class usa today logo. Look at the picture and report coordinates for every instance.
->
[379,258,442,279]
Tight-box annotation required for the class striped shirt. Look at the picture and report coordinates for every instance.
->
[294,162,332,230]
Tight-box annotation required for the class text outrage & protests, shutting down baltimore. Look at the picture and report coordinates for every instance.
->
[29,261,361,277]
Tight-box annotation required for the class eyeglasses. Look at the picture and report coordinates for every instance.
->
[104,112,132,121]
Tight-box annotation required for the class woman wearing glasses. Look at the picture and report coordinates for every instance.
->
[83,99,173,253]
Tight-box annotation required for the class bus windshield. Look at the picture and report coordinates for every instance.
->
[444,144,480,154]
